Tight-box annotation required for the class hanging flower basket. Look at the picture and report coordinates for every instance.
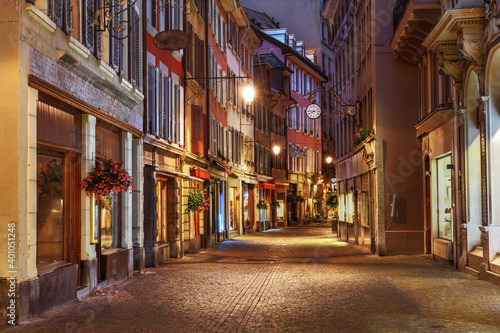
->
[270,201,280,210]
[287,193,297,203]
[352,128,372,147]
[37,159,63,198]
[188,187,210,212]
[312,198,322,204]
[80,159,135,210]
[257,200,268,210]
[297,195,305,203]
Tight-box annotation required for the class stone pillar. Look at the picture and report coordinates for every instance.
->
[80,114,97,292]
[132,138,144,272]
[458,224,468,272]
[122,132,133,249]
[479,226,490,280]
[122,132,133,277]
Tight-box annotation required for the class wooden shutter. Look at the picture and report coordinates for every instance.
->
[187,23,193,75]
[191,105,203,156]
[163,75,170,140]
[195,36,205,89]
[179,86,185,146]
[211,117,217,156]
[129,5,140,87]
[82,0,95,53]
[109,0,123,73]
[155,68,161,136]
[147,64,155,134]
[49,0,64,27]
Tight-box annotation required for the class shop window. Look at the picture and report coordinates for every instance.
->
[339,194,345,222]
[156,180,168,243]
[243,184,250,225]
[96,194,121,249]
[436,155,452,240]
[36,149,80,268]
[346,193,354,223]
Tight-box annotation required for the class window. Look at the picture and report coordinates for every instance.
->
[95,193,121,249]
[436,154,452,240]
[147,64,184,145]
[156,180,168,243]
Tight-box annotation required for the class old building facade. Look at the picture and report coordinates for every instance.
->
[1,0,144,323]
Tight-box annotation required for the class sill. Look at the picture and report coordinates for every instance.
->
[26,3,56,33]
[37,261,74,276]
[147,24,158,38]
[97,60,116,79]
[120,77,133,92]
[172,50,182,62]
[66,36,90,59]
[101,247,124,255]
[134,88,145,101]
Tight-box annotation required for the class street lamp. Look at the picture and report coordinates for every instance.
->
[326,156,332,165]
[242,85,255,106]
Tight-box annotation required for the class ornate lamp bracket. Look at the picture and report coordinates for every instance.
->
[306,88,361,117]
[93,0,139,39]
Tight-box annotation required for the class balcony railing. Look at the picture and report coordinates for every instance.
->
[393,0,410,33]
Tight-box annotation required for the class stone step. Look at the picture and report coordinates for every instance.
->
[468,246,483,271]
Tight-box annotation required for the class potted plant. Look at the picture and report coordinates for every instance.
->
[325,192,338,209]
[352,128,372,147]
[187,187,210,212]
[80,159,135,210]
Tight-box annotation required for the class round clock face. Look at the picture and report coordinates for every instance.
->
[306,103,322,119]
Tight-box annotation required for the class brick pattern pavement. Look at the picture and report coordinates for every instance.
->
[3,226,500,332]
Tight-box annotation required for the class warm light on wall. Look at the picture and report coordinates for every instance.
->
[273,145,281,156]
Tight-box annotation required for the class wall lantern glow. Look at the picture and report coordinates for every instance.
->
[326,156,332,164]
[243,85,255,106]
[273,145,281,156]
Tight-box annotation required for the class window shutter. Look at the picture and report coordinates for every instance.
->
[191,105,203,155]
[83,0,95,53]
[179,86,185,146]
[163,75,170,140]
[155,68,161,136]
[129,5,140,87]
[109,0,123,74]
[187,24,193,75]
[49,0,64,28]
[169,79,174,141]
[229,128,232,162]
[147,64,155,134]
[211,117,216,155]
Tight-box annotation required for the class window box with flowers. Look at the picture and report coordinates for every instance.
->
[352,128,372,147]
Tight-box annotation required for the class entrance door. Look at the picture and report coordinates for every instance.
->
[425,156,431,254]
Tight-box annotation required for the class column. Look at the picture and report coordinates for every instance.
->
[132,138,144,271]
[122,132,133,249]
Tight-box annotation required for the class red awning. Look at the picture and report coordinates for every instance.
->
[191,169,211,180]
[259,182,276,190]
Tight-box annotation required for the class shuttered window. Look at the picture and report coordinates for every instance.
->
[191,105,204,156]
[163,75,170,140]
[48,0,71,33]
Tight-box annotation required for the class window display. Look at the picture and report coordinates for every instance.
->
[436,155,452,241]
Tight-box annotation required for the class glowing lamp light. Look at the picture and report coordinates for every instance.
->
[326,156,332,164]
[242,85,255,106]
[273,145,281,156]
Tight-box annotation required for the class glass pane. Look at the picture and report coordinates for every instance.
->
[436,155,452,240]
[37,153,64,265]
[101,195,120,249]
[243,184,249,225]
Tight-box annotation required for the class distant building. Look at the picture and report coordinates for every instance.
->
[245,7,328,225]
[323,0,424,255]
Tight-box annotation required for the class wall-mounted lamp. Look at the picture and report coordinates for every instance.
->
[243,85,255,106]
[273,145,281,157]
[326,156,332,164]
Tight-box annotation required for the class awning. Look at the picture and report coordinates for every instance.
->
[259,182,276,190]
[190,169,211,180]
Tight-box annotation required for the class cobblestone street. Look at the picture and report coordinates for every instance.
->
[4,226,500,333]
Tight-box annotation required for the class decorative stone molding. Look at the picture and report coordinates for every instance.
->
[457,31,484,66]
[438,52,464,82]
[363,141,374,170]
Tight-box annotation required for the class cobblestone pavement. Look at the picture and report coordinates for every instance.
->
[4,226,500,333]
